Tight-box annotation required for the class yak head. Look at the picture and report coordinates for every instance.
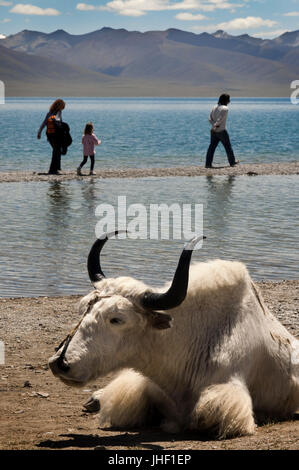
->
[48,232,202,386]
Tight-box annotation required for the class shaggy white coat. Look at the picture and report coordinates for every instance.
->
[49,260,299,438]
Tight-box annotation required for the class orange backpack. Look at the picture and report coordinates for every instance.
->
[47,115,57,134]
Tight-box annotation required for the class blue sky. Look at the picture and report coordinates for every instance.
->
[0,0,298,38]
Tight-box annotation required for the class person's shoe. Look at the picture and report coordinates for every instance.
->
[230,160,240,167]
[205,165,213,169]
[89,171,95,176]
[77,167,82,176]
[48,171,59,175]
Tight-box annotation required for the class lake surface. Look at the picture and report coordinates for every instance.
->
[0,175,298,298]
[0,98,298,297]
[0,97,298,172]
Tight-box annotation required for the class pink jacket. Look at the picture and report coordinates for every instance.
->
[82,133,101,155]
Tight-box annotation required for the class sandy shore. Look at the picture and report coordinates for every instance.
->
[0,162,298,183]
[0,280,298,450]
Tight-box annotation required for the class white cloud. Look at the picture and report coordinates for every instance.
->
[216,16,277,31]
[284,11,299,16]
[76,1,244,17]
[0,1,12,6]
[76,2,102,10]
[252,30,289,39]
[10,4,60,16]
[0,34,6,38]
[191,1,244,12]
[77,1,145,16]
[77,0,166,15]
[176,12,206,20]
[191,16,281,35]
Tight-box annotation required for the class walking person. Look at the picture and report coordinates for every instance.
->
[77,122,101,176]
[205,94,239,168]
[37,99,66,175]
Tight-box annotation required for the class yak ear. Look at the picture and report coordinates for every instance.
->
[128,298,173,330]
[79,291,100,315]
[149,312,173,330]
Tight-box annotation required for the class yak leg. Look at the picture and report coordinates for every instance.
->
[85,368,178,429]
[84,390,103,413]
[191,378,256,438]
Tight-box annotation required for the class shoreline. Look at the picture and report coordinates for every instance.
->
[0,280,298,450]
[0,161,298,183]
[0,279,297,302]
[0,278,297,301]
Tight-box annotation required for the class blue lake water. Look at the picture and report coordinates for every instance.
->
[0,175,298,298]
[0,97,298,172]
[0,98,298,297]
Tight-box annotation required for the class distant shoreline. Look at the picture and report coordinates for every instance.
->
[0,162,298,183]
[4,93,293,98]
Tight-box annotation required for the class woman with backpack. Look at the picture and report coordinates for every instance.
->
[37,99,66,175]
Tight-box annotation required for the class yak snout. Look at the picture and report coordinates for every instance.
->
[49,354,70,376]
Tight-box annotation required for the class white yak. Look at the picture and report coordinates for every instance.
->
[49,233,299,438]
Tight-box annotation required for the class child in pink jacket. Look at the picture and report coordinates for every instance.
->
[77,122,101,176]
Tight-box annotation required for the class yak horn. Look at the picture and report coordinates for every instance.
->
[141,235,205,311]
[87,231,127,283]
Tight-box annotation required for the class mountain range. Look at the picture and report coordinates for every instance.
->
[1,27,298,96]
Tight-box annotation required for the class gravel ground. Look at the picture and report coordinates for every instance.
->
[0,280,298,450]
[0,162,298,183]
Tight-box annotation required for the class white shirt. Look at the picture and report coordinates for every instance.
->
[209,105,229,132]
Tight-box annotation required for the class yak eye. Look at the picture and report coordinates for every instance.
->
[110,318,123,325]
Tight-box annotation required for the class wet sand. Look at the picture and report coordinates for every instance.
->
[0,161,298,183]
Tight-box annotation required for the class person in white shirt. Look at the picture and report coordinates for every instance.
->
[205,94,239,168]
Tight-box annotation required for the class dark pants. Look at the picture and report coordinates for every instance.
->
[47,134,62,173]
[79,155,95,172]
[206,130,236,167]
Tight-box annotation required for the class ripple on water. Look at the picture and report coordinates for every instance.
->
[0,175,298,297]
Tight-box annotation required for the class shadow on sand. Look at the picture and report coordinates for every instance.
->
[36,413,299,450]
[36,428,214,450]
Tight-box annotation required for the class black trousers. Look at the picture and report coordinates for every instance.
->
[47,134,62,173]
[206,130,236,167]
[79,155,95,171]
